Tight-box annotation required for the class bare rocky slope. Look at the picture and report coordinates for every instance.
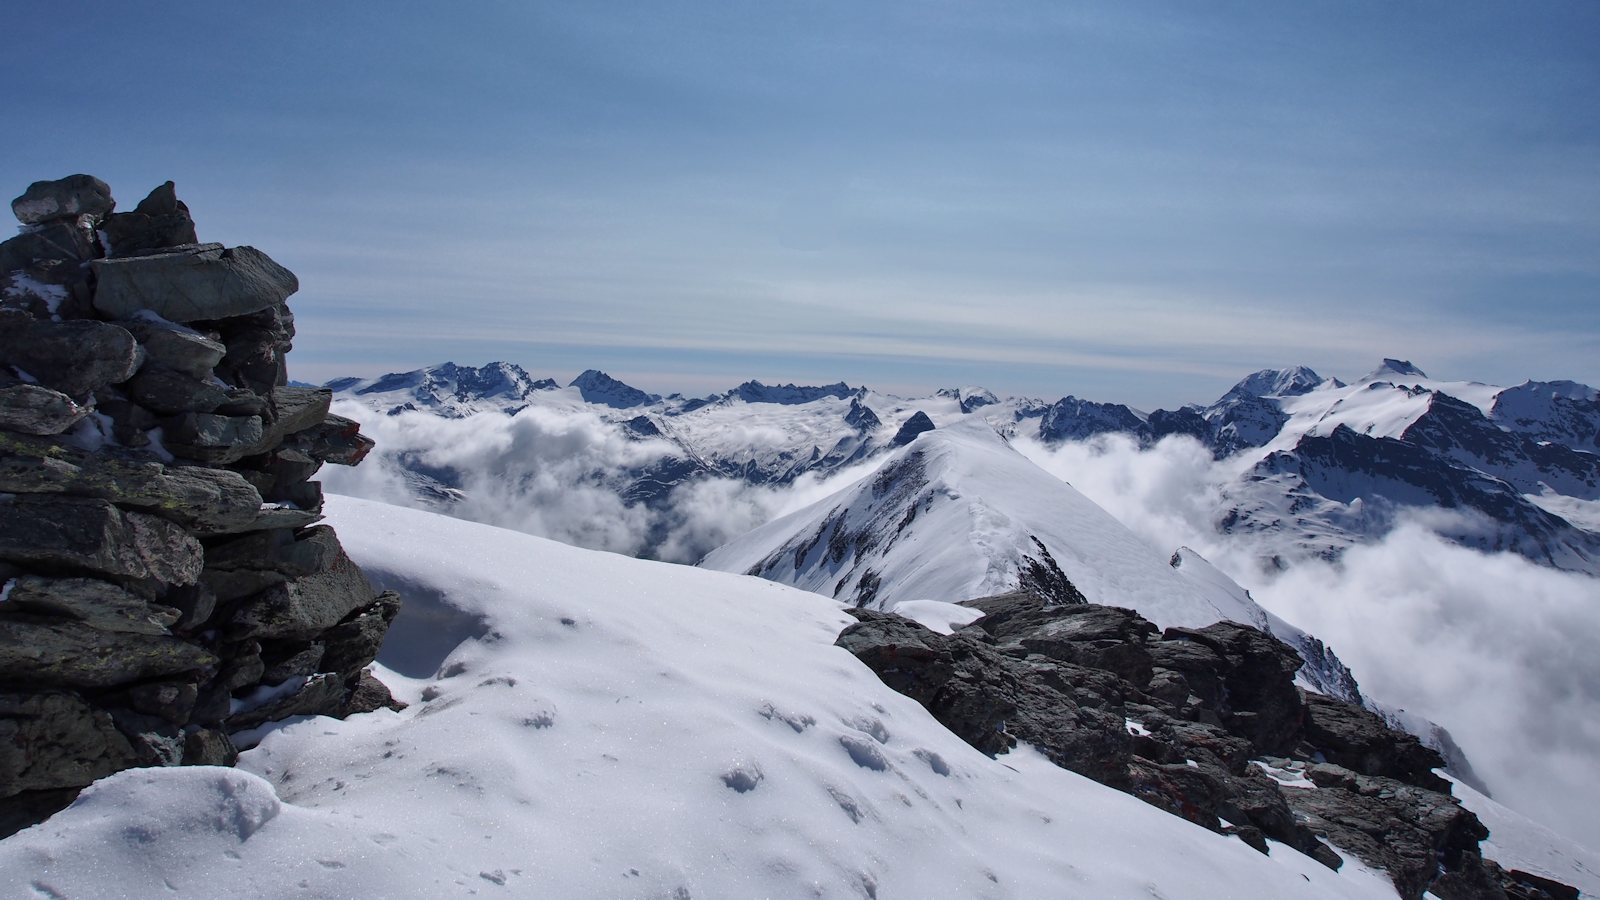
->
[838,593,1580,900]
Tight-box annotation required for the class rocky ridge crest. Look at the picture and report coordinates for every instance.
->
[0,175,400,837]
[837,593,1578,900]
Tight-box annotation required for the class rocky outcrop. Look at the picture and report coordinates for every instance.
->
[0,175,400,837]
[836,592,1577,900]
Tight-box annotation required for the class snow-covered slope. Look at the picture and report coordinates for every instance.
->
[0,496,1402,899]
[708,421,1272,631]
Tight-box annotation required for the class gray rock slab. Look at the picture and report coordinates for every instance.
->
[160,412,264,465]
[0,431,263,533]
[0,494,202,585]
[0,691,139,796]
[121,318,226,379]
[2,575,179,635]
[0,617,216,688]
[0,384,89,435]
[0,318,139,398]
[125,367,228,415]
[228,539,375,641]
[91,245,297,323]
[11,175,114,225]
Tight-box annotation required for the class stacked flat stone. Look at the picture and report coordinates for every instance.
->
[0,175,399,837]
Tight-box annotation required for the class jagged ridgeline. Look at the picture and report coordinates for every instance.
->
[0,175,400,836]
[839,596,1583,900]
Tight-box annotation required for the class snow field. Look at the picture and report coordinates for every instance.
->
[4,495,1400,898]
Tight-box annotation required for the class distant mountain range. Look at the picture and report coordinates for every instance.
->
[326,359,1600,577]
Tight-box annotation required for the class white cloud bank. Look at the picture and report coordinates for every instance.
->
[319,400,882,565]
[1016,433,1600,850]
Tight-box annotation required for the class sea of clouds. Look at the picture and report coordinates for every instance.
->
[322,404,1600,849]
[1016,433,1600,850]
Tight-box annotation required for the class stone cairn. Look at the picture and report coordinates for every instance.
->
[0,175,401,837]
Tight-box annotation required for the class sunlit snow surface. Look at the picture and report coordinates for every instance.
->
[1447,775,1600,897]
[704,421,1277,631]
[0,496,1402,899]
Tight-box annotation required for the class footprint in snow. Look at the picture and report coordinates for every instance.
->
[847,716,890,744]
[912,748,951,776]
[721,762,764,793]
[838,734,888,771]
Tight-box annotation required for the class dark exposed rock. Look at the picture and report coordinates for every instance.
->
[837,593,1542,899]
[0,432,264,533]
[121,317,227,379]
[0,494,202,584]
[319,591,403,676]
[890,411,935,447]
[0,221,99,283]
[227,538,376,641]
[0,616,215,688]
[0,317,140,398]
[1,575,179,635]
[91,244,297,323]
[1291,763,1489,900]
[124,366,230,415]
[1301,692,1450,791]
[160,411,265,464]
[286,412,375,466]
[0,691,138,797]
[0,174,393,837]
[208,301,295,393]
[100,182,199,257]
[1160,622,1304,755]
[0,383,89,435]
[11,175,115,225]
[225,672,346,735]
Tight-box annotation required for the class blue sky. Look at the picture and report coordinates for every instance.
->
[5,1,1597,408]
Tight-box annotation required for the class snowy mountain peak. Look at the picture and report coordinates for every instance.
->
[728,380,862,404]
[704,418,1295,632]
[568,369,661,408]
[936,385,1000,412]
[1363,358,1429,381]
[1223,365,1326,400]
[890,410,935,446]
[331,361,558,416]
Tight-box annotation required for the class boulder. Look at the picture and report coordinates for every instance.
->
[227,540,376,641]
[0,617,216,688]
[10,175,115,225]
[124,366,229,415]
[0,494,202,584]
[1289,763,1489,900]
[210,302,294,392]
[1301,692,1450,791]
[319,591,403,676]
[0,317,140,398]
[160,412,265,464]
[287,413,374,465]
[120,317,226,379]
[0,691,139,797]
[91,244,297,323]
[204,524,342,576]
[0,432,264,533]
[0,221,99,277]
[1,575,179,635]
[226,672,345,734]
[0,383,89,435]
[100,182,198,257]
